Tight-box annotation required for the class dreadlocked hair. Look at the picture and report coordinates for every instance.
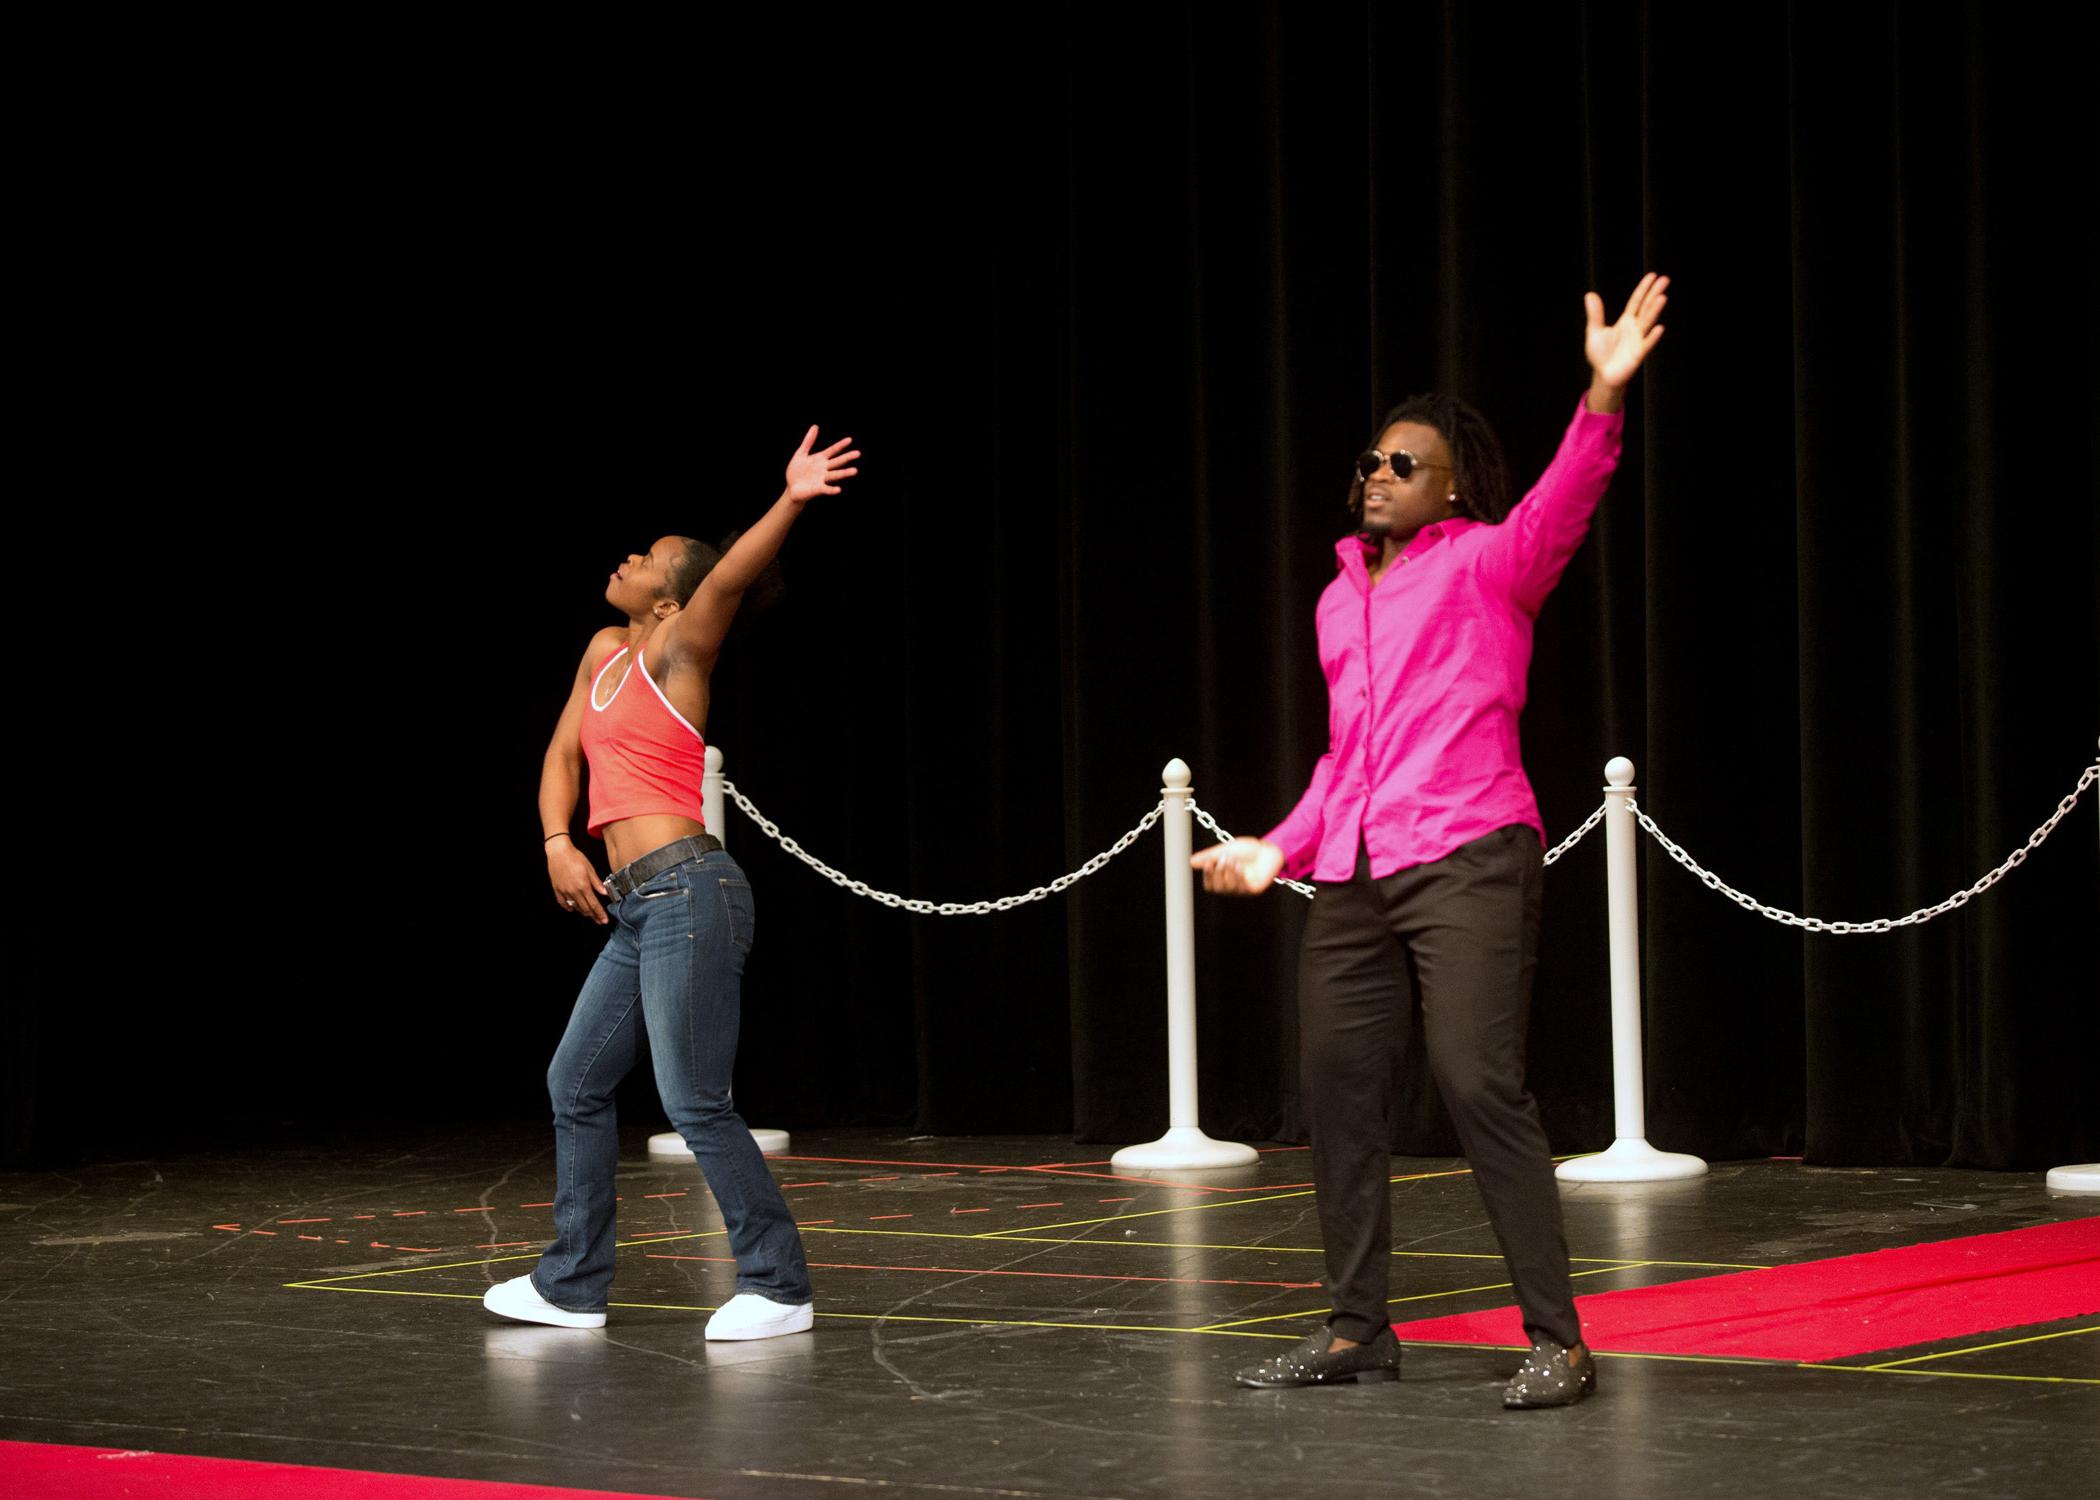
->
[1344,393,1514,526]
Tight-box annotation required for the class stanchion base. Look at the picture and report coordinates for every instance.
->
[1111,1128,1259,1171]
[648,1128,791,1158]
[2045,1163,2100,1195]
[1556,1137,1709,1183]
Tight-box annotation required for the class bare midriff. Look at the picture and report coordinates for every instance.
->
[602,812,712,873]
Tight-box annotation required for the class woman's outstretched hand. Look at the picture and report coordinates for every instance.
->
[784,425,862,504]
[1191,837,1286,896]
[1584,273,1669,412]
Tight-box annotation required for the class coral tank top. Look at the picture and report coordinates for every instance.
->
[577,646,707,837]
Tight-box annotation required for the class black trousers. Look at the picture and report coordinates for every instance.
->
[1299,824,1581,1347]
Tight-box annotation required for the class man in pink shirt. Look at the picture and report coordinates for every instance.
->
[1195,275,1669,1407]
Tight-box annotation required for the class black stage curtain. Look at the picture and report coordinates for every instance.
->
[14,3,2096,1169]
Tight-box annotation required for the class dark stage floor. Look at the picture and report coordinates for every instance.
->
[3,1127,2095,1499]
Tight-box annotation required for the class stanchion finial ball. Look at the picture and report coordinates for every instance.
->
[1604,756,1636,788]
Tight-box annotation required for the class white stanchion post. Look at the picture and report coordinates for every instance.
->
[1112,760,1258,1171]
[650,744,791,1160]
[1557,757,1707,1183]
[702,744,725,844]
[2046,786,2100,1193]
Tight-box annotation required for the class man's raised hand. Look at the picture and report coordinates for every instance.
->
[1584,273,1669,394]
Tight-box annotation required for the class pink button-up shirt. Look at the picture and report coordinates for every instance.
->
[1264,399,1624,882]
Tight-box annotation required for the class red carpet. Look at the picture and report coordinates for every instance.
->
[1390,1217,2100,1361]
[0,1442,705,1500]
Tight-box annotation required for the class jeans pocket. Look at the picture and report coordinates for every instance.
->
[716,878,755,954]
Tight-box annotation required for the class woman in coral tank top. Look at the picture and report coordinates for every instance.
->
[483,426,859,1341]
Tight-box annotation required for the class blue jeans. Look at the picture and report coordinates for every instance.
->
[531,849,811,1313]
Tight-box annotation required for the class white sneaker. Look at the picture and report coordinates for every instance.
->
[704,1292,814,1341]
[482,1274,606,1329]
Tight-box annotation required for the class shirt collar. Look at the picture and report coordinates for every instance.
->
[1337,516,1480,573]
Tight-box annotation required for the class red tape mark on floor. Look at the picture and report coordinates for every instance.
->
[0,1440,703,1500]
[1391,1217,2100,1362]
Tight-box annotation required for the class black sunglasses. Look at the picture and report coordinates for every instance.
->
[1355,448,1452,482]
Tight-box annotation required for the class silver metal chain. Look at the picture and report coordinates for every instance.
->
[1625,753,2098,935]
[720,744,2097,932]
[1543,802,1609,866]
[1186,800,1318,898]
[720,780,1164,916]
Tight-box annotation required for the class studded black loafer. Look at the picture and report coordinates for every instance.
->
[1234,1326,1402,1389]
[1501,1337,1598,1408]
